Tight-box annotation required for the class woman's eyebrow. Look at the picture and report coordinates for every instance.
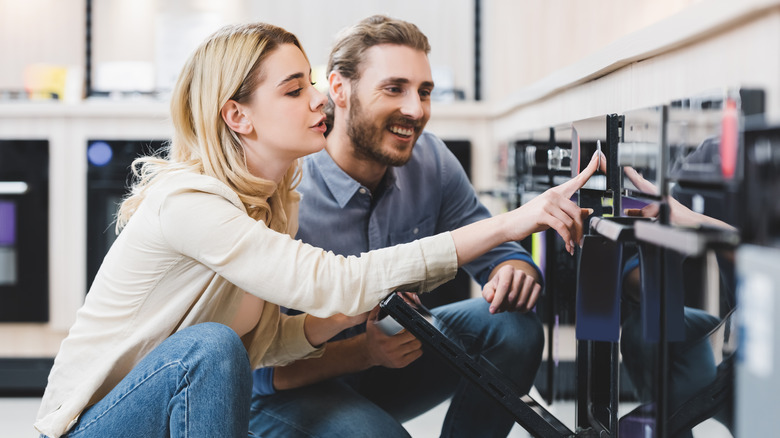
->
[276,72,305,87]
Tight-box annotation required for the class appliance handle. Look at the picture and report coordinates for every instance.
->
[0,181,29,195]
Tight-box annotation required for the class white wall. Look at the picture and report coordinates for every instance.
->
[0,0,475,99]
[481,0,701,101]
[246,0,475,99]
[0,0,707,102]
[0,0,84,92]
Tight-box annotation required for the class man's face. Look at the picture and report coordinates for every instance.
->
[346,44,433,166]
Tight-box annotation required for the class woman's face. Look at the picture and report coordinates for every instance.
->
[239,43,327,178]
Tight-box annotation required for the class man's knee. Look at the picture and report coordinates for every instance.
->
[250,382,411,438]
[495,311,545,357]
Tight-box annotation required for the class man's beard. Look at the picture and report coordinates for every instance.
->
[346,92,420,167]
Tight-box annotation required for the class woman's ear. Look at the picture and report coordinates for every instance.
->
[328,71,349,108]
[221,100,253,135]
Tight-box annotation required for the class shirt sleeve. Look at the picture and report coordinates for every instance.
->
[255,312,323,367]
[156,185,458,318]
[433,138,542,287]
[253,367,276,395]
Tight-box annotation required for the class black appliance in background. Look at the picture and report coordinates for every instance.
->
[513,132,572,194]
[443,140,472,180]
[0,140,49,322]
[86,139,166,289]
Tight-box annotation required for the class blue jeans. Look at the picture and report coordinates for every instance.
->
[47,323,253,438]
[249,298,545,438]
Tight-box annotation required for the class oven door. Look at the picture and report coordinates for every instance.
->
[0,140,49,322]
[86,139,166,289]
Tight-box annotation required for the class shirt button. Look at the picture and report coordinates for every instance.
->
[413,227,419,234]
[359,188,367,195]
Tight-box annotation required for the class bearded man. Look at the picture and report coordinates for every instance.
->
[249,15,546,438]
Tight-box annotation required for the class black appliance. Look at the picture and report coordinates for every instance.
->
[0,140,49,322]
[86,139,166,289]
[513,127,572,195]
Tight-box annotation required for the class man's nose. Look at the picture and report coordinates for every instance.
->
[400,93,424,119]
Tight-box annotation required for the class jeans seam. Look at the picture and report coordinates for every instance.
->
[255,408,320,438]
[184,372,189,438]
[69,361,187,436]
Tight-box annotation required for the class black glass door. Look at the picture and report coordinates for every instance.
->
[0,140,49,322]
[87,139,166,289]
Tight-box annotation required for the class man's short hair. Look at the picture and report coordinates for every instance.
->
[324,15,431,131]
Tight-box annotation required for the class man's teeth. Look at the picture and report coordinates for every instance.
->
[389,125,414,136]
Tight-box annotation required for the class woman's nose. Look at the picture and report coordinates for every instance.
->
[311,88,327,111]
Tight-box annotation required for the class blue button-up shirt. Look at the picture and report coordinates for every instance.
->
[253,131,539,395]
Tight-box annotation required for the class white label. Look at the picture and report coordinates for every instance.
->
[740,273,774,378]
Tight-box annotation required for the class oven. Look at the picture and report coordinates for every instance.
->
[86,139,166,289]
[0,140,49,322]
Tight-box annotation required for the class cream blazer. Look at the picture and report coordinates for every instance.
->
[35,171,457,437]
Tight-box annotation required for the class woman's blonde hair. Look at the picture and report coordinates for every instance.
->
[116,22,305,234]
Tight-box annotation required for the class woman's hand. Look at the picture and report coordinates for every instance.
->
[504,150,603,255]
[623,165,658,195]
[622,166,736,231]
[450,150,602,267]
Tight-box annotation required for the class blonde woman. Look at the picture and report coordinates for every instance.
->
[35,22,600,438]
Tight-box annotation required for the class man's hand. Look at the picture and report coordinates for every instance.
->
[364,306,423,368]
[482,261,542,314]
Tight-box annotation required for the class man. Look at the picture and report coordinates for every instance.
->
[250,15,545,437]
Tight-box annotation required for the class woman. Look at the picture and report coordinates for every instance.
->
[36,22,600,437]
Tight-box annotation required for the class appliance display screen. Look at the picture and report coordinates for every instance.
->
[0,200,17,285]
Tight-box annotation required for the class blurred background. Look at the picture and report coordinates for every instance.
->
[0,0,702,103]
[1,1,778,436]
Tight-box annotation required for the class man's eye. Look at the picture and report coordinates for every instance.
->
[287,88,303,97]
[386,86,402,94]
[419,89,432,99]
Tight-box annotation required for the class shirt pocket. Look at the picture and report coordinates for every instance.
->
[388,215,436,245]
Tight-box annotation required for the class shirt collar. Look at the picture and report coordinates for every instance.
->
[378,166,399,196]
[309,149,400,209]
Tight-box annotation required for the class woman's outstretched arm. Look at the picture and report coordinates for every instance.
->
[451,150,603,266]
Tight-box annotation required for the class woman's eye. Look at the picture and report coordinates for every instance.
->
[287,88,303,97]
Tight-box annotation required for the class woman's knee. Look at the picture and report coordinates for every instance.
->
[189,322,244,349]
[177,323,250,378]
